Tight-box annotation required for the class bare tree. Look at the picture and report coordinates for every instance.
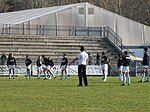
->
[22,0,49,9]
[0,0,9,13]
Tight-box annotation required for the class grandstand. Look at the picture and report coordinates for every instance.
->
[0,2,150,74]
[0,35,119,66]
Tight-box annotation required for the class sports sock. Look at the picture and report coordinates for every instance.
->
[60,74,63,79]
[44,72,47,78]
[51,71,56,78]
[141,73,145,81]
[9,71,11,79]
[127,75,130,85]
[119,74,123,80]
[12,71,15,79]
[146,73,149,81]
[123,75,126,84]
[65,73,68,79]
[47,72,51,79]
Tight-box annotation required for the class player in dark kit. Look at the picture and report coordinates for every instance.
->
[25,55,32,79]
[36,56,42,79]
[117,54,123,81]
[60,54,68,80]
[122,51,131,86]
[101,52,109,81]
[7,53,16,79]
[42,55,56,80]
[139,47,149,82]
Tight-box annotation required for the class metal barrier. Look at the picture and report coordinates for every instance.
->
[0,65,141,76]
[0,65,103,76]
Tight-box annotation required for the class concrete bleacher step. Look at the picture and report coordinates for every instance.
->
[0,35,119,65]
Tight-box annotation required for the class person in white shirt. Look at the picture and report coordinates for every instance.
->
[69,46,88,86]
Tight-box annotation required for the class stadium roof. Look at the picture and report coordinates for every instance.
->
[0,2,150,47]
[0,3,80,24]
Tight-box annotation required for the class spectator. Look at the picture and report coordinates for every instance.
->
[88,52,93,65]
[95,52,100,65]
[1,53,7,65]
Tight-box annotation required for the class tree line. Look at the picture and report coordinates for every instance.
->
[0,0,150,26]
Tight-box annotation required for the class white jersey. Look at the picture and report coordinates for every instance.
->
[77,51,88,65]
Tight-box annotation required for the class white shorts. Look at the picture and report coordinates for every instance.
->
[143,65,149,69]
[36,66,42,71]
[118,66,123,72]
[122,66,130,73]
[43,65,53,70]
[26,65,31,70]
[8,65,15,69]
[43,65,50,70]
[101,64,108,70]
[61,65,68,70]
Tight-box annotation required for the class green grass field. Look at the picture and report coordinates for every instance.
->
[0,76,149,112]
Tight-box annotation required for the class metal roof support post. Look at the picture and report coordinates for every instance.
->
[103,27,106,38]
[106,27,109,38]
[69,26,71,36]
[8,24,10,35]
[36,25,38,35]
[100,27,102,37]
[2,24,4,34]
[39,25,42,35]
[87,27,89,36]
[56,25,57,36]
[42,25,44,36]
[23,23,24,35]
[75,27,76,36]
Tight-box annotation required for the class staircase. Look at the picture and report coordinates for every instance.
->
[0,35,119,66]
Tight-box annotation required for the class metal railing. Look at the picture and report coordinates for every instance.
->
[0,24,132,54]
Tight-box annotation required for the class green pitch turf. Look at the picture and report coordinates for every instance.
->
[0,76,149,112]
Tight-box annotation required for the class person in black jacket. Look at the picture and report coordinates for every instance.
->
[60,54,68,80]
[122,51,131,86]
[25,55,32,79]
[7,53,16,79]
[139,47,149,82]
[95,52,100,65]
